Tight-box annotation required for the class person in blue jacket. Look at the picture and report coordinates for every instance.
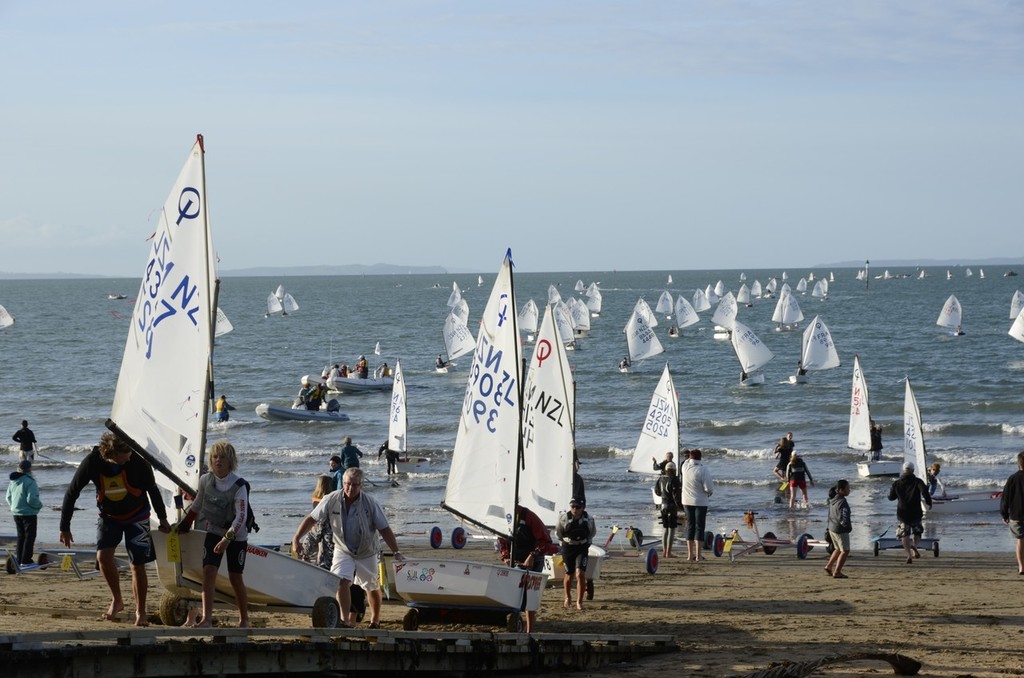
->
[6,459,43,567]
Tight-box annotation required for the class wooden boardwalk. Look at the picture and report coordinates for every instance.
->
[0,627,676,677]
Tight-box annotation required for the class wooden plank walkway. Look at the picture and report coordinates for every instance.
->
[0,627,676,676]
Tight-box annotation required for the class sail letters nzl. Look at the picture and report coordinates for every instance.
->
[137,186,204,359]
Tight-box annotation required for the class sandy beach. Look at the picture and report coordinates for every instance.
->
[2,537,1022,677]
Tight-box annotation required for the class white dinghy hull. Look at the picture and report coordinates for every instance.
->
[394,558,547,611]
[544,545,607,585]
[326,376,394,393]
[928,491,1002,514]
[395,457,432,473]
[256,403,350,422]
[856,459,902,477]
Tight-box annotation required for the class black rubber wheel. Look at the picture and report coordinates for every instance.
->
[796,534,809,560]
[158,592,193,627]
[704,531,715,550]
[311,596,340,628]
[873,541,880,556]
[451,526,467,549]
[762,531,777,556]
[429,526,442,549]
[506,612,524,632]
[403,608,419,631]
[800,533,814,553]
[933,541,940,557]
[586,579,594,601]
[713,534,725,558]
[645,548,659,574]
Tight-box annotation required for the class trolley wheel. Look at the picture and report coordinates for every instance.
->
[796,534,810,560]
[506,612,524,632]
[704,531,715,550]
[628,527,644,549]
[762,531,777,556]
[311,596,340,628]
[645,548,659,574]
[158,592,193,627]
[800,533,814,553]
[713,533,726,558]
[5,555,17,575]
[933,541,940,557]
[37,553,50,566]
[585,579,594,601]
[451,526,467,549]
[403,608,420,631]
[429,526,443,549]
[873,541,880,556]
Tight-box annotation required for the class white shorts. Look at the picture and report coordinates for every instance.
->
[331,549,380,592]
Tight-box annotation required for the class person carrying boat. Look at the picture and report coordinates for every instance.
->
[377,440,400,475]
[176,440,251,628]
[869,420,883,461]
[291,467,404,629]
[58,431,171,626]
[12,420,36,464]
[557,497,596,610]
[214,394,235,422]
[888,462,932,564]
[354,355,369,379]
[498,503,554,633]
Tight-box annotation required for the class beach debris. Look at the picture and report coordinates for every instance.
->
[733,651,922,677]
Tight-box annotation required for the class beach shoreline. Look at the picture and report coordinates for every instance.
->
[2,540,1021,676]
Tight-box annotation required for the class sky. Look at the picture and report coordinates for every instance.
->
[0,1,1021,276]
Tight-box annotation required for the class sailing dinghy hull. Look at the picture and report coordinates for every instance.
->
[255,403,350,422]
[394,558,548,611]
[928,491,1002,514]
[326,376,393,393]
[544,545,607,585]
[856,459,902,477]
[395,457,431,473]
[153,529,340,608]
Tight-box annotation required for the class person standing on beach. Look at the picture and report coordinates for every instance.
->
[825,479,852,579]
[999,450,1024,575]
[655,462,681,558]
[681,449,714,561]
[785,450,813,509]
[499,503,554,633]
[888,462,932,564]
[292,467,403,629]
[12,420,36,464]
[339,436,363,470]
[773,432,794,482]
[6,459,43,567]
[556,497,595,610]
[59,432,171,626]
[176,440,251,628]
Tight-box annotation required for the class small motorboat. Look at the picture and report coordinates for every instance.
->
[255,401,350,423]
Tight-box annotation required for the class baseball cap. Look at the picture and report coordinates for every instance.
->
[569,497,585,507]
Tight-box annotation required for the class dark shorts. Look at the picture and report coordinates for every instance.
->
[1009,520,1024,540]
[96,516,155,565]
[896,521,924,538]
[202,532,248,574]
[560,543,590,574]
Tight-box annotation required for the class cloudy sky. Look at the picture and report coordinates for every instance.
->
[1,1,1021,276]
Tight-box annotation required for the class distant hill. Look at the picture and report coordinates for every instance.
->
[823,257,1024,269]
[0,263,456,280]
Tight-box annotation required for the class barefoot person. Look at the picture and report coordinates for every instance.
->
[999,450,1024,575]
[556,497,595,609]
[176,440,251,628]
[59,432,171,626]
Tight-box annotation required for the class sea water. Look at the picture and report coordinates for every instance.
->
[1,268,1021,555]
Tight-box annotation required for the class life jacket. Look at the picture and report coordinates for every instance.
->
[215,398,227,414]
[97,466,145,519]
[562,512,592,544]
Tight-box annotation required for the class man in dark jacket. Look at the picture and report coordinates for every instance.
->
[888,462,932,564]
[999,450,1024,575]
[59,432,170,626]
[12,420,36,464]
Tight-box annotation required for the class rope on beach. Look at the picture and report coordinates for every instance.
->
[733,651,922,677]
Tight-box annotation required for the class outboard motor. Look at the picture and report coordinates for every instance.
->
[326,398,341,413]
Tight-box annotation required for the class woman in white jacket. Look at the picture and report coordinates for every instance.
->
[681,449,714,561]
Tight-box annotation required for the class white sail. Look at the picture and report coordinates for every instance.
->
[736,284,751,305]
[731,320,774,374]
[765,278,778,295]
[281,292,299,313]
[847,355,871,451]
[811,279,828,299]
[667,274,673,285]
[633,297,658,328]
[627,364,678,474]
[110,136,217,498]
[553,300,576,344]
[749,280,762,297]
[980,268,986,279]
[739,272,747,282]
[0,304,14,329]
[574,279,584,293]
[1010,307,1024,344]
[691,288,711,312]
[1010,290,1024,319]
[624,307,664,363]
[800,316,840,372]
[547,284,562,306]
[965,267,973,277]
[442,311,476,361]
[568,297,591,332]
[796,278,808,293]
[453,297,469,325]
[442,250,521,537]
[781,271,788,281]
[711,291,738,330]
[479,275,485,287]
[388,360,408,454]
[518,298,539,335]
[904,378,928,483]
[705,284,719,306]
[936,294,962,330]
[673,296,700,329]
[655,290,674,317]
[584,283,602,315]
[713,280,726,298]
[274,284,285,300]
[772,288,804,326]
[946,270,952,280]
[266,293,283,315]
[447,281,462,308]
[521,304,576,527]
[214,307,233,337]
